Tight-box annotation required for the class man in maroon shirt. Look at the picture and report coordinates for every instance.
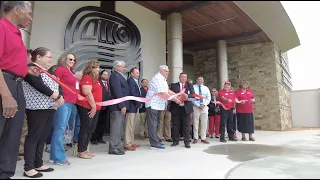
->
[0,1,33,179]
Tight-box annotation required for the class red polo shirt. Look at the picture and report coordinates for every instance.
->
[77,75,102,110]
[0,18,27,77]
[218,89,236,110]
[235,88,254,113]
[54,66,78,104]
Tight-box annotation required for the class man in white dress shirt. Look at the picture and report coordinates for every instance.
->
[145,65,181,149]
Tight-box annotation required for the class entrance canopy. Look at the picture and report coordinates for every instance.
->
[134,1,300,52]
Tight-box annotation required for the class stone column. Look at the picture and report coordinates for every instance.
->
[166,13,183,84]
[20,1,34,49]
[217,40,228,89]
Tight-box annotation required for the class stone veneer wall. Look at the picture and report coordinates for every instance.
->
[193,42,293,130]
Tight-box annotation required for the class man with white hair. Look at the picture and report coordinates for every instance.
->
[145,65,181,149]
[0,1,33,179]
[108,60,130,155]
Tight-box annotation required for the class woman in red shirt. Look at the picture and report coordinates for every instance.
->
[77,60,102,159]
[50,52,78,166]
[235,80,256,141]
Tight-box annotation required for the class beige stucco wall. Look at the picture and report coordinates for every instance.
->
[291,89,320,127]
[30,1,166,81]
[30,1,166,134]
[30,1,101,63]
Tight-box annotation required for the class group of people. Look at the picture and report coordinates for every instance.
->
[0,1,256,179]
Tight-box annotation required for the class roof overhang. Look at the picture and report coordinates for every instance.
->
[233,1,300,52]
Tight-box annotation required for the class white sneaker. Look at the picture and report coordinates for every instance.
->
[48,159,54,163]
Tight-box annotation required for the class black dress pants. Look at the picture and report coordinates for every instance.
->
[77,106,100,153]
[0,75,26,179]
[220,108,235,139]
[24,109,55,171]
[172,107,191,145]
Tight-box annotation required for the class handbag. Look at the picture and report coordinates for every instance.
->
[63,125,73,145]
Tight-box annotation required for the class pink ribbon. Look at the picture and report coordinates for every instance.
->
[36,67,187,107]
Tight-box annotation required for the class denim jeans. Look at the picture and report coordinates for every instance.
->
[68,105,80,143]
[50,102,74,162]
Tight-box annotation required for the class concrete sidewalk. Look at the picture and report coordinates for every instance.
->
[14,130,320,179]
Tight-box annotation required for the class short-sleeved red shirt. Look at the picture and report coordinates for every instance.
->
[54,66,78,104]
[77,75,102,110]
[218,89,236,110]
[235,88,254,113]
[0,18,27,77]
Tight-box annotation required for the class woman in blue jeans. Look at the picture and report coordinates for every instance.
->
[49,52,79,166]
[66,71,83,147]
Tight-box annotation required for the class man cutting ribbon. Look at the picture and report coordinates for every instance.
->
[218,81,243,143]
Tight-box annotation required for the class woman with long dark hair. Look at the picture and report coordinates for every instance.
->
[77,60,102,159]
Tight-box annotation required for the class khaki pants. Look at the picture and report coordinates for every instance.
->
[193,106,208,140]
[19,116,28,154]
[124,113,136,147]
[139,112,148,137]
[158,110,171,140]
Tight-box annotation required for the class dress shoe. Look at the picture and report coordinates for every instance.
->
[124,146,136,151]
[91,140,98,145]
[35,167,54,172]
[23,172,43,178]
[132,144,140,148]
[171,142,179,147]
[118,148,125,154]
[193,139,198,144]
[201,140,209,144]
[215,135,220,139]
[229,137,238,141]
[109,150,125,155]
[166,138,173,142]
[98,140,106,144]
[220,138,227,143]
[66,143,72,148]
[185,144,191,148]
[249,137,255,141]
[151,145,165,150]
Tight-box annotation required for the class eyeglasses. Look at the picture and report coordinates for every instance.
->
[68,58,76,62]
[44,56,52,59]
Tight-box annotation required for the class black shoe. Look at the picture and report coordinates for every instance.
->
[166,139,173,142]
[220,138,227,143]
[66,143,72,148]
[23,172,43,178]
[185,144,191,148]
[91,140,98,145]
[229,138,238,141]
[98,140,106,144]
[108,150,125,155]
[118,148,125,154]
[171,142,179,147]
[215,136,220,139]
[35,167,54,172]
